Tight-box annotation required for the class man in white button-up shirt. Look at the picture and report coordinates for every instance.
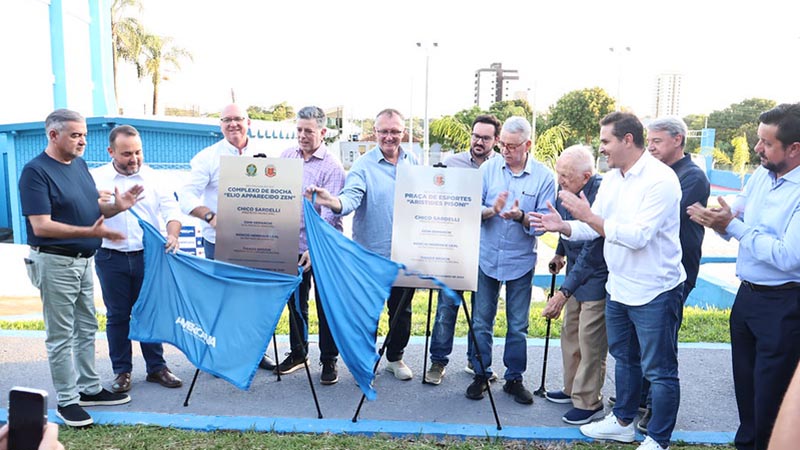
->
[177,103,276,370]
[91,125,183,395]
[532,112,685,450]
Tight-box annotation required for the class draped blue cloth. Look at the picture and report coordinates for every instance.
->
[129,219,301,390]
[303,198,460,400]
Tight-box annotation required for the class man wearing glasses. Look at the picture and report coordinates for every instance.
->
[179,103,277,370]
[424,114,501,386]
[466,116,555,405]
[275,106,346,384]
[309,108,419,380]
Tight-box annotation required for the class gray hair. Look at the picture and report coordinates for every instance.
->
[297,106,326,129]
[376,108,405,121]
[558,145,595,174]
[502,116,531,141]
[648,116,688,147]
[45,109,84,134]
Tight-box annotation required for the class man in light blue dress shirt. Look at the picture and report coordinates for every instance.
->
[310,108,419,381]
[688,103,800,450]
[466,116,556,405]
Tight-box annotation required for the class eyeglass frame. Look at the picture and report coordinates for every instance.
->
[220,116,246,124]
[497,139,529,152]
[375,128,405,137]
[471,133,496,143]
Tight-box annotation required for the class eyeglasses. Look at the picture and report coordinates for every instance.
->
[221,116,246,124]
[375,129,404,137]
[498,140,527,151]
[471,133,495,143]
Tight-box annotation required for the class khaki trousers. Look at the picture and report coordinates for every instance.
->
[560,296,607,410]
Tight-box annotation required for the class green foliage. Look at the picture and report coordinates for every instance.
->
[731,134,751,186]
[707,98,776,162]
[713,147,732,166]
[110,0,144,111]
[138,34,193,114]
[489,99,533,123]
[549,87,615,145]
[453,106,485,130]
[534,124,570,170]
[430,116,472,151]
[270,102,294,122]
[682,114,708,154]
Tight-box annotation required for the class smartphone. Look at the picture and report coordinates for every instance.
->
[8,387,48,450]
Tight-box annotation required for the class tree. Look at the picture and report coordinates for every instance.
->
[111,0,144,112]
[270,102,294,122]
[731,134,751,187]
[549,87,616,145]
[534,124,570,170]
[707,98,776,161]
[139,34,192,115]
[489,99,533,124]
[430,116,471,151]
[247,105,272,121]
[683,113,708,154]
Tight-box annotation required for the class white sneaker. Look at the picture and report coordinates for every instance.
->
[579,412,635,443]
[636,436,669,450]
[385,360,413,380]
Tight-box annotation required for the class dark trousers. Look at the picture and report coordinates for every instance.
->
[730,283,800,450]
[94,248,166,374]
[287,267,339,362]
[386,287,415,362]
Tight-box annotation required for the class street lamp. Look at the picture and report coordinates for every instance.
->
[609,46,631,111]
[416,42,438,166]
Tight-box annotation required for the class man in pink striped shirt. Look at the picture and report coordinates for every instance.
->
[275,106,346,385]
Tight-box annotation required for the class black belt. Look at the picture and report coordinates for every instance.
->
[742,280,800,292]
[101,248,144,255]
[31,245,95,259]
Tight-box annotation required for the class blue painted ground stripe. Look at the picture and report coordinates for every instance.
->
[0,330,732,350]
[0,409,734,445]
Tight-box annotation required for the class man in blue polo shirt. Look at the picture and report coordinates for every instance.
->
[310,108,419,380]
[688,103,800,450]
[20,109,141,427]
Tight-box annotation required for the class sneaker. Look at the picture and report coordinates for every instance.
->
[465,361,498,382]
[563,406,606,425]
[579,412,635,443]
[636,407,652,434]
[56,404,93,427]
[608,395,648,414]
[78,388,131,407]
[320,360,338,385]
[259,354,277,371]
[503,379,534,405]
[545,389,572,404]
[275,352,308,375]
[465,376,489,400]
[636,436,669,450]
[424,362,446,385]
[385,360,413,380]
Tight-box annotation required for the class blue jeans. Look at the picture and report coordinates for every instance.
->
[607,284,683,448]
[202,238,215,260]
[287,266,339,362]
[430,290,473,366]
[470,268,533,381]
[94,248,166,374]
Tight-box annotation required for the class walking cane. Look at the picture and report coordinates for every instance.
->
[533,263,558,398]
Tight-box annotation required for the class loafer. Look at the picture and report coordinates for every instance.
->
[146,367,183,388]
[111,372,131,393]
[259,354,277,371]
[563,406,606,425]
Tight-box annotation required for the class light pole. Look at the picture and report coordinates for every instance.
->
[417,42,438,166]
[609,46,631,110]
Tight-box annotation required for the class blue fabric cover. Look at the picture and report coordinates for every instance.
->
[303,198,459,400]
[129,218,301,390]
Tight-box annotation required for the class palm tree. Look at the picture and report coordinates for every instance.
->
[111,0,144,112]
[534,124,570,171]
[430,116,471,151]
[139,34,193,115]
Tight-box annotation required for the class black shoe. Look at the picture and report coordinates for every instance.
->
[275,352,308,375]
[56,404,93,427]
[503,379,533,405]
[466,376,489,400]
[259,354,277,371]
[636,407,652,434]
[78,388,131,407]
[320,360,339,385]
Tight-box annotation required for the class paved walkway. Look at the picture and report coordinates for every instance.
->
[0,239,739,445]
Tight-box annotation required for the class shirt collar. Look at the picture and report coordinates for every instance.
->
[624,149,649,177]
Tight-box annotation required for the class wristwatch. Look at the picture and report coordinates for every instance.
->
[203,211,216,223]
[559,287,572,298]
[515,209,526,223]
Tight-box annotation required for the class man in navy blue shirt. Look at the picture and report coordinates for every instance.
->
[541,145,609,425]
[19,109,142,427]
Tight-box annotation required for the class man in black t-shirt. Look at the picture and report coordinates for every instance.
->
[19,109,142,427]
